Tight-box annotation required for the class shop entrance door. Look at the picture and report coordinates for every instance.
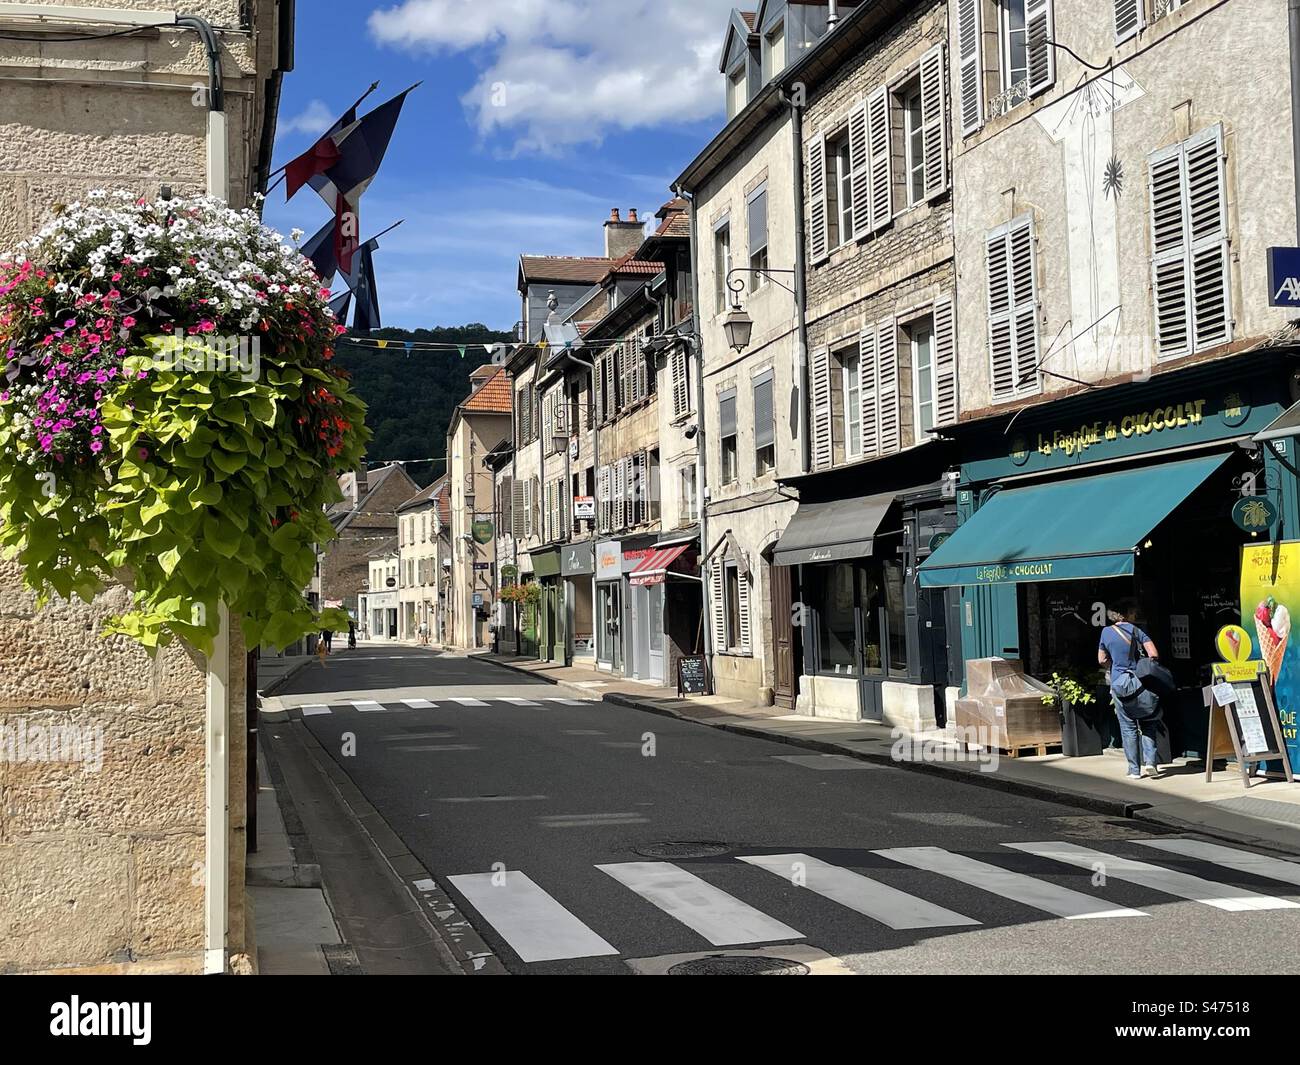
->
[598,582,622,672]
[770,563,795,708]
[857,566,885,722]
[646,585,664,683]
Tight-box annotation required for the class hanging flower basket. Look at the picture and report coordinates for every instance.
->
[0,191,369,654]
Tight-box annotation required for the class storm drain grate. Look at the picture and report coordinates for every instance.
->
[633,841,731,859]
[668,955,810,976]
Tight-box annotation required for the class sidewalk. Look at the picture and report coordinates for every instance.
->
[483,653,1300,854]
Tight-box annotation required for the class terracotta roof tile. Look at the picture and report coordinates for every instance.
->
[519,255,614,284]
[601,251,664,283]
[460,366,514,414]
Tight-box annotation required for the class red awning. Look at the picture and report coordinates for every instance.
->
[628,543,692,587]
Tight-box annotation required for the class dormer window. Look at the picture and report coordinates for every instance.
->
[727,62,748,119]
[762,19,785,81]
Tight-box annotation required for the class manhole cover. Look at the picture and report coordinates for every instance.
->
[634,841,730,859]
[668,955,810,976]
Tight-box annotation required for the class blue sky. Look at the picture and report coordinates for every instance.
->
[263,0,741,332]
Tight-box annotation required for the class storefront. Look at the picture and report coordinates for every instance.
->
[595,539,623,672]
[529,547,564,663]
[919,357,1299,758]
[561,541,595,665]
[620,536,658,682]
[776,445,959,730]
[627,532,701,686]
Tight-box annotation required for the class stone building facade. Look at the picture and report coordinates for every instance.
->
[322,464,420,620]
[0,0,291,972]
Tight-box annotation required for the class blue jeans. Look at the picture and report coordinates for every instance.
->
[1113,696,1159,774]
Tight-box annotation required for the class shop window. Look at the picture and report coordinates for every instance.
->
[883,559,908,675]
[816,563,858,676]
[719,388,738,484]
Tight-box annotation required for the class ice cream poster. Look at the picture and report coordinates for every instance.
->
[1240,542,1300,773]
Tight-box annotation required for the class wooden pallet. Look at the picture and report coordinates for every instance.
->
[996,742,1063,759]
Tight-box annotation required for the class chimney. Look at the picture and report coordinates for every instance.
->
[353,465,369,503]
[604,206,644,260]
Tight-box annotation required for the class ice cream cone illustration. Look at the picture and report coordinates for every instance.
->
[1254,598,1290,684]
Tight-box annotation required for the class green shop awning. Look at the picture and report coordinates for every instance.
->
[918,453,1229,588]
[529,548,562,579]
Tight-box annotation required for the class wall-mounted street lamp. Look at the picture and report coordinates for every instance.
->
[723,266,797,353]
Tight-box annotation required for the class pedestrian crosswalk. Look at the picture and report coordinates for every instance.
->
[441,840,1300,965]
[293,696,588,717]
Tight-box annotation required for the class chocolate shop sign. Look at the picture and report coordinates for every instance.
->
[1015,398,1213,462]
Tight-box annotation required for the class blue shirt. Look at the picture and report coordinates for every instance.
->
[1099,623,1150,681]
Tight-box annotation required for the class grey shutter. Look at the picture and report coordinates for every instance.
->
[737,566,752,655]
[634,335,648,403]
[957,0,983,135]
[920,44,948,200]
[511,478,525,539]
[1009,218,1040,394]
[598,465,610,533]
[561,477,570,536]
[867,85,892,231]
[1115,0,1143,42]
[933,294,958,427]
[710,563,726,652]
[1149,143,1190,357]
[532,477,542,537]
[501,475,515,537]
[848,100,870,242]
[1186,125,1231,352]
[987,225,1014,397]
[720,388,737,437]
[811,347,833,470]
[671,346,689,417]
[593,353,604,424]
[623,456,635,529]
[876,318,900,454]
[808,133,829,263]
[859,328,879,457]
[753,370,774,453]
[1026,0,1055,97]
[612,460,625,530]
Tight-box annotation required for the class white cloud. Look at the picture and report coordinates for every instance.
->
[368,0,737,153]
[277,99,338,137]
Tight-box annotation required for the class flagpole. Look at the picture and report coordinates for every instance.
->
[265,80,382,179]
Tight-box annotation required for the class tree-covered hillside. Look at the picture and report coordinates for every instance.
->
[336,324,514,487]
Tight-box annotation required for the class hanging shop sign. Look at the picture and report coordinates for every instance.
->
[472,519,494,544]
[1231,496,1278,534]
[1267,246,1300,307]
[501,564,518,581]
[1239,542,1300,773]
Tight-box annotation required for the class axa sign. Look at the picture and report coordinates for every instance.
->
[1267,247,1300,306]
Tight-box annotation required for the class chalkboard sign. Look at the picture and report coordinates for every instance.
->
[1204,662,1294,787]
[677,655,710,697]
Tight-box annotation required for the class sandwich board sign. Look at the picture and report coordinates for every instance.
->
[1204,659,1293,788]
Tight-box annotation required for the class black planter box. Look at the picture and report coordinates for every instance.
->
[1061,697,1110,757]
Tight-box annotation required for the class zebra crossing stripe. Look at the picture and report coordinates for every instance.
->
[448,871,618,963]
[1005,842,1300,912]
[401,698,436,709]
[739,853,980,930]
[544,698,585,705]
[1131,838,1300,889]
[451,697,489,707]
[301,704,331,717]
[877,846,1147,919]
[500,697,542,706]
[597,861,804,946]
[352,700,385,713]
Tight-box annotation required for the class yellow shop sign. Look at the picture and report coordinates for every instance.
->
[1033,399,1209,459]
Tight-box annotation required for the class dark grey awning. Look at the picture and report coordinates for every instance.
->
[772,490,900,567]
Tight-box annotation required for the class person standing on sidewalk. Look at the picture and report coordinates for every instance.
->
[1098,601,1161,780]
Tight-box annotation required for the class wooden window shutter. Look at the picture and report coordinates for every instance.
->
[957,0,983,135]
[808,133,829,263]
[623,456,635,528]
[737,566,752,655]
[533,476,542,537]
[867,84,892,231]
[501,475,514,536]
[671,346,689,418]
[511,478,525,539]
[859,328,879,457]
[1114,0,1144,43]
[848,100,870,242]
[810,346,833,470]
[1009,218,1040,394]
[933,294,958,427]
[561,477,570,534]
[987,216,1039,398]
[1025,0,1055,97]
[612,460,624,530]
[598,465,610,532]
[710,563,727,652]
[634,336,648,403]
[920,43,948,200]
[594,352,605,423]
[1186,125,1231,352]
[876,318,900,454]
[987,226,1014,396]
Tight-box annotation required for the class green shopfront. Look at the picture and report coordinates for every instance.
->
[920,355,1300,758]
[531,547,565,664]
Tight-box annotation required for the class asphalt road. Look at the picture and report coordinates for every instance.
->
[275,646,1300,975]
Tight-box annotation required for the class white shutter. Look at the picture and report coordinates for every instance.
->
[876,318,900,454]
[810,347,833,470]
[933,294,958,427]
[1114,0,1144,43]
[1026,0,1055,97]
[920,44,948,200]
[1010,218,1041,395]
[987,216,1039,398]
[593,353,604,425]
[957,0,984,135]
[623,456,635,528]
[561,477,570,535]
[635,336,648,402]
[847,100,870,242]
[1149,144,1189,358]
[1186,125,1231,352]
[598,465,610,533]
[612,460,624,530]
[867,84,892,231]
[808,133,829,263]
[671,347,689,417]
[859,328,879,457]
[511,479,525,539]
[737,567,752,655]
[710,563,726,652]
[533,477,542,537]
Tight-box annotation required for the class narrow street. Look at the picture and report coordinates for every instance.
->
[267,647,1300,976]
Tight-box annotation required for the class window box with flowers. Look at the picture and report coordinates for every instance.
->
[0,192,369,654]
